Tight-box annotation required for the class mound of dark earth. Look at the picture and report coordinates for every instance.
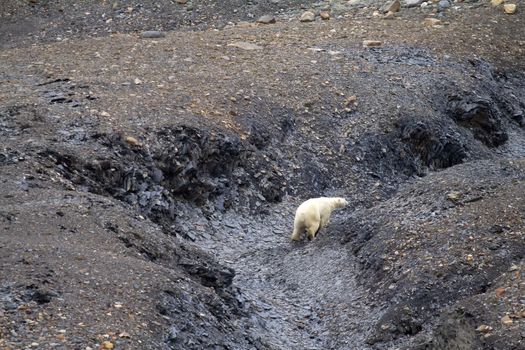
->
[1,1,525,349]
[342,159,525,348]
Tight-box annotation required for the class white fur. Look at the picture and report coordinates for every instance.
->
[291,197,348,241]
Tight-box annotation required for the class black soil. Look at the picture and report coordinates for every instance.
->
[1,1,524,349]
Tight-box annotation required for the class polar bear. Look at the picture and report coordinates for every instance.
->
[291,197,348,241]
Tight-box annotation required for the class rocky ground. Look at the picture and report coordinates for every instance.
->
[1,0,524,349]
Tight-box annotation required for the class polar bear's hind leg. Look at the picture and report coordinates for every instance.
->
[306,220,320,240]
[291,220,304,241]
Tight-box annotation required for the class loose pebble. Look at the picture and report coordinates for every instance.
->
[362,40,382,47]
[299,11,315,22]
[257,15,276,24]
[504,4,517,14]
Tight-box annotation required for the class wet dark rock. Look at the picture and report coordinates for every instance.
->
[28,289,54,304]
[0,150,25,166]
[39,125,286,229]
[160,286,267,350]
[350,119,466,182]
[179,261,235,289]
[447,96,508,147]
[373,304,423,342]
[246,123,271,150]
[398,119,467,170]
[410,309,480,350]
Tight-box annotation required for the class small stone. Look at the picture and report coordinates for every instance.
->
[489,224,506,234]
[476,324,493,333]
[504,4,517,14]
[227,41,263,50]
[100,111,111,117]
[320,11,330,20]
[119,331,131,338]
[491,0,503,6]
[134,78,142,85]
[256,15,276,24]
[124,136,140,146]
[102,341,114,349]
[175,0,187,3]
[501,315,513,325]
[509,264,519,271]
[381,0,401,13]
[446,191,462,201]
[404,0,423,7]
[300,11,315,22]
[168,326,178,340]
[465,254,474,265]
[362,40,382,47]
[438,0,451,10]
[139,31,165,39]
[344,95,357,106]
[495,287,505,297]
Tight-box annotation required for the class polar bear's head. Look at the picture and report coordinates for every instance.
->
[333,197,348,208]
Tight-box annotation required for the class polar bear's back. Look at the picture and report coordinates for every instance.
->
[295,197,337,217]
[296,197,324,213]
[294,198,322,230]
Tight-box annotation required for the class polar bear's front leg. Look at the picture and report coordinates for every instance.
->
[319,213,331,229]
